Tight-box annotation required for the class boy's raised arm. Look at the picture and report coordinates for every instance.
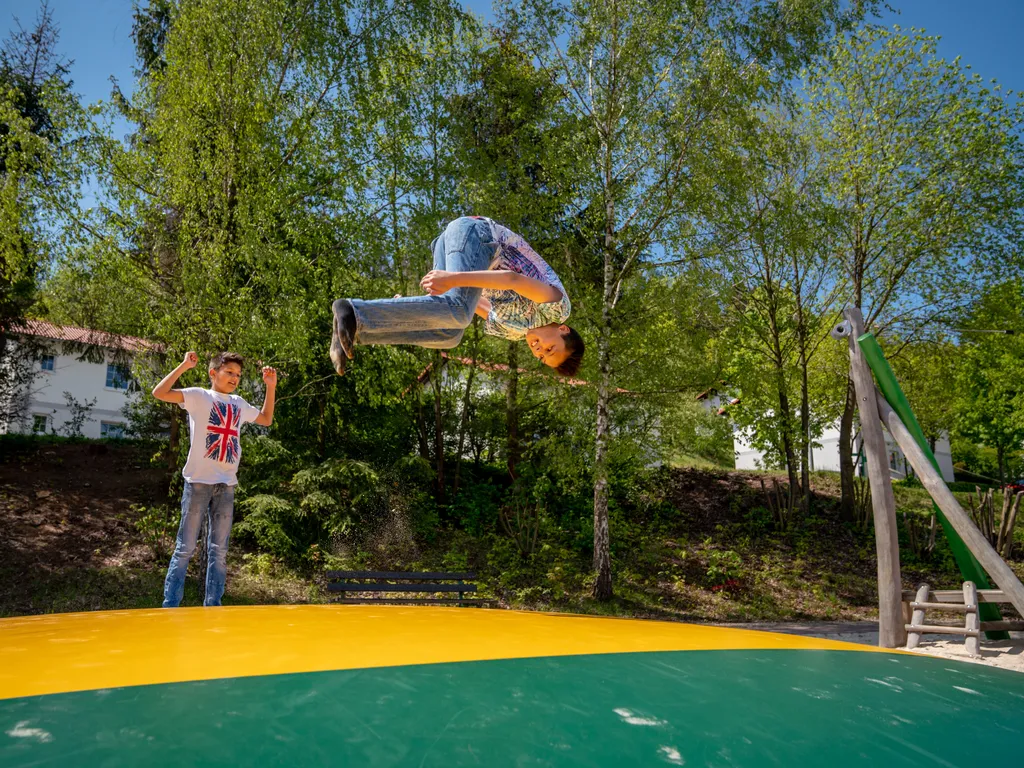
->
[253,367,277,427]
[152,351,198,404]
[421,270,562,304]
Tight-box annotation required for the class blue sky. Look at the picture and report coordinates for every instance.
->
[7,0,1022,113]
[6,0,1019,216]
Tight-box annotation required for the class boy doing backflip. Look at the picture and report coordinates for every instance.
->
[330,216,584,376]
[152,351,277,607]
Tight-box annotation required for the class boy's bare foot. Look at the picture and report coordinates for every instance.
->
[330,299,356,375]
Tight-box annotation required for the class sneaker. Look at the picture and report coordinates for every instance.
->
[330,299,356,375]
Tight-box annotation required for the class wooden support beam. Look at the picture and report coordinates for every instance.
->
[906,584,929,650]
[876,391,1024,618]
[843,309,905,648]
[964,581,981,657]
[979,621,1024,632]
[902,589,1008,603]
[904,624,980,637]
[909,601,973,613]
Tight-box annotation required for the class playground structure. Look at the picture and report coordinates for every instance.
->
[832,308,1024,650]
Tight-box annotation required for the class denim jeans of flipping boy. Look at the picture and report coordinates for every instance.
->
[348,216,495,349]
[162,481,235,607]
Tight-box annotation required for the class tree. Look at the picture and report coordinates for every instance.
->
[805,26,1024,518]
[503,0,870,598]
[0,1,80,426]
[717,113,844,511]
[953,281,1024,484]
[448,35,580,484]
[44,0,475,467]
[888,336,958,452]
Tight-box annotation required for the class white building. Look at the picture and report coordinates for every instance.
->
[734,422,957,482]
[1,321,154,439]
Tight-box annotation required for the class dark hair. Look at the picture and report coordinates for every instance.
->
[210,352,244,371]
[555,327,585,377]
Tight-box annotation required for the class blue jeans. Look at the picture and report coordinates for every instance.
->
[162,481,235,607]
[350,217,495,349]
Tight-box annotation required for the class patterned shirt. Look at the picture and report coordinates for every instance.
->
[471,217,571,340]
[178,388,260,486]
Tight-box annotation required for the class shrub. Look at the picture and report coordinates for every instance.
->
[705,549,743,586]
[133,503,176,561]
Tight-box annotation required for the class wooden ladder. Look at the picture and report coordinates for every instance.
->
[906,582,982,657]
[905,582,1024,657]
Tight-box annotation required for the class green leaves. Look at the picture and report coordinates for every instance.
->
[805,25,1024,330]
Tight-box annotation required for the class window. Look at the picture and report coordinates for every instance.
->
[32,414,48,434]
[100,422,125,439]
[39,354,55,372]
[105,363,131,390]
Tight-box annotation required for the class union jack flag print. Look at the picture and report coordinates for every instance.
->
[205,402,241,464]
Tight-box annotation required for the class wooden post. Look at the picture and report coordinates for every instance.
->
[963,581,980,658]
[875,390,1024,618]
[906,584,930,650]
[840,309,905,648]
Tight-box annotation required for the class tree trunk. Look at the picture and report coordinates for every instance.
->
[839,378,856,521]
[797,323,812,513]
[791,251,812,513]
[592,318,613,601]
[506,342,520,479]
[777,385,800,494]
[317,394,326,459]
[453,323,480,494]
[433,351,445,504]
[592,193,616,601]
[415,385,430,461]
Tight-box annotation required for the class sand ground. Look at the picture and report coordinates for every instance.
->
[721,621,1024,673]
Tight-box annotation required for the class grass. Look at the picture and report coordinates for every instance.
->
[669,453,735,471]
[0,554,317,618]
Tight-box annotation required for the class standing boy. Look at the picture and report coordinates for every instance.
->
[152,351,277,607]
[330,216,585,376]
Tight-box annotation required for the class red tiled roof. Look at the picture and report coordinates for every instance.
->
[13,320,159,353]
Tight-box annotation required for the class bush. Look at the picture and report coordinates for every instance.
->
[705,549,743,586]
[133,503,177,561]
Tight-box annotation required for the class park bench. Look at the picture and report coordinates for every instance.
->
[325,570,495,607]
[902,582,1024,657]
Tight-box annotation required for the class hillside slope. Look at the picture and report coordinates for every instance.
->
[0,438,995,619]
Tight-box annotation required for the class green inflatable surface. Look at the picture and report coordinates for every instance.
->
[4,649,1023,766]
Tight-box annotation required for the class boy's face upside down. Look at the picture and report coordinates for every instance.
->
[526,324,572,370]
[209,362,242,395]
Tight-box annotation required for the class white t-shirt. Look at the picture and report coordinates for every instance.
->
[178,388,261,486]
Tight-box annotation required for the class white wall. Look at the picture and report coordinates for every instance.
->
[733,422,956,482]
[3,341,137,439]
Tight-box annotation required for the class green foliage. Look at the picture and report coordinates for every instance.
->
[132,503,176,561]
[234,494,296,559]
[449,482,501,537]
[705,549,744,587]
[804,27,1024,353]
[237,436,299,496]
[11,0,1024,618]
[292,458,383,538]
[951,281,1024,483]
[1,4,82,332]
